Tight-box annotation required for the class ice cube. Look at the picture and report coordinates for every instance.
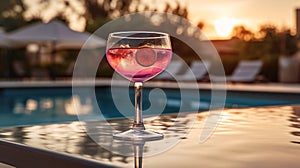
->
[136,48,157,67]
[120,44,130,48]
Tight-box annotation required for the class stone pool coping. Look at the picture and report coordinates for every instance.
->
[0,79,299,94]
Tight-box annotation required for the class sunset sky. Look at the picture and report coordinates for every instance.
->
[23,0,300,40]
[186,0,300,39]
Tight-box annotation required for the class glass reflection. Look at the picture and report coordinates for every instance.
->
[65,95,93,115]
[26,99,38,112]
[40,98,53,110]
[3,93,95,127]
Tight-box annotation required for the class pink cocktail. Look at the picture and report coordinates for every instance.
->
[106,47,172,82]
[106,31,172,141]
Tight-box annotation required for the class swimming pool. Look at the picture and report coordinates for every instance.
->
[0,86,299,128]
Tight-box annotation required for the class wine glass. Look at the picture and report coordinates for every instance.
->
[106,31,172,141]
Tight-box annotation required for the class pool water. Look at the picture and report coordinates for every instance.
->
[0,87,299,128]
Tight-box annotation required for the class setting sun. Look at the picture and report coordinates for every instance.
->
[214,17,238,38]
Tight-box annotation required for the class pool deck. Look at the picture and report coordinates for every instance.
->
[0,105,299,167]
[0,78,299,93]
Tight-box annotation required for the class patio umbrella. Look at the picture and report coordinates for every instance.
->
[0,28,24,48]
[8,20,105,49]
[54,32,105,49]
[0,28,26,77]
[7,20,106,78]
[0,28,10,47]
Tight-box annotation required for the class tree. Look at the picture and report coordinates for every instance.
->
[279,30,298,56]
[235,24,299,81]
[197,21,205,30]
[0,0,27,31]
[82,0,137,32]
[231,25,254,41]
[82,0,188,32]
[16,0,189,33]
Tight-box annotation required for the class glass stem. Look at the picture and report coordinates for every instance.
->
[133,82,145,130]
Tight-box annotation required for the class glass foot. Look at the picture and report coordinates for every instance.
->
[113,129,163,141]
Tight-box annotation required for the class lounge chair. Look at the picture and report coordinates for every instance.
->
[211,60,263,82]
[175,61,211,81]
[12,61,27,78]
[31,68,50,80]
[65,61,75,77]
[155,61,183,80]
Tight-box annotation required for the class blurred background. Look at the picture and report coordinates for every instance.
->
[0,0,299,82]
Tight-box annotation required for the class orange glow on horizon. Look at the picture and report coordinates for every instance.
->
[214,17,239,39]
[187,0,300,40]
